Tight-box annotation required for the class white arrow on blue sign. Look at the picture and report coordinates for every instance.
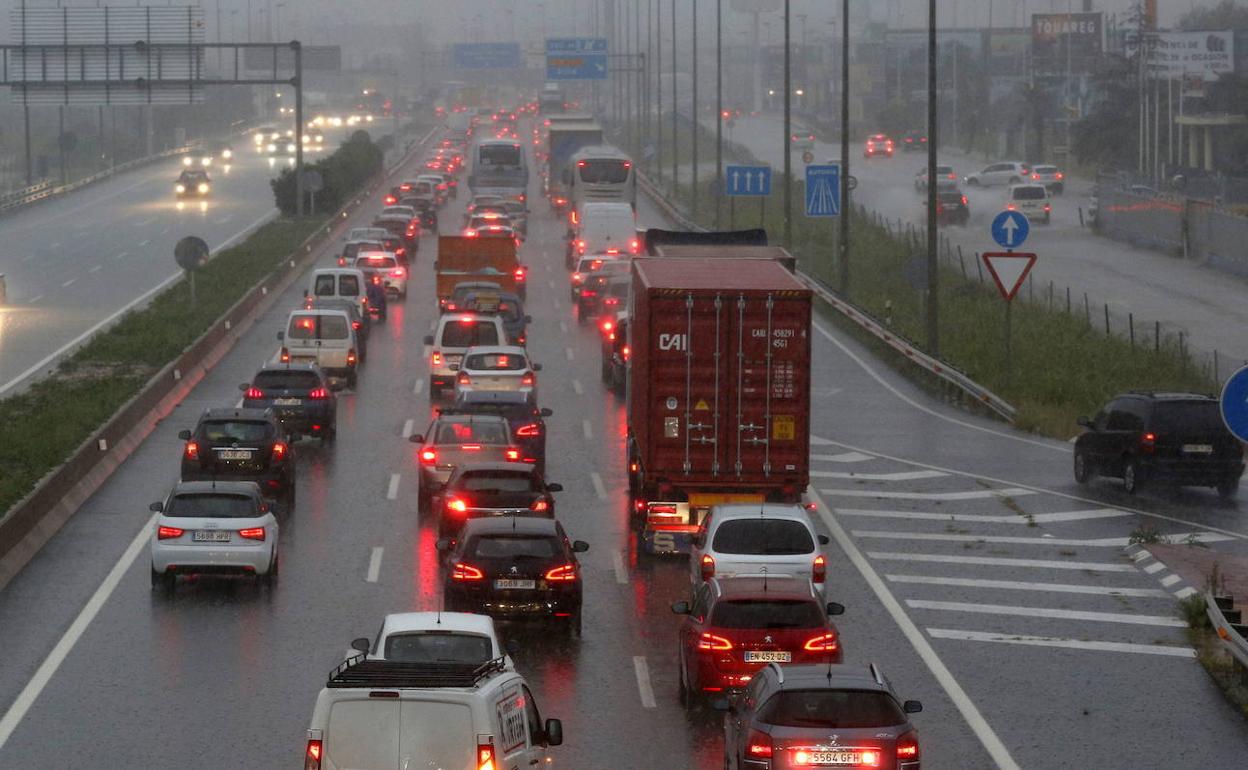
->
[990,210,1030,249]
[725,165,771,196]
[805,164,841,217]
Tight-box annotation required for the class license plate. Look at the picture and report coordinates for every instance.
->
[217,450,253,460]
[1183,444,1214,454]
[493,579,535,590]
[807,751,864,765]
[274,398,302,406]
[744,650,791,663]
[193,530,231,542]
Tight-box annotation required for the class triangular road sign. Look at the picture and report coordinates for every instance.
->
[981,252,1037,301]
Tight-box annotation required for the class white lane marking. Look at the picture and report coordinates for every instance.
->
[590,471,607,500]
[810,469,947,481]
[907,599,1186,627]
[61,278,77,288]
[414,378,425,395]
[886,574,1170,598]
[926,628,1195,658]
[1144,562,1166,574]
[114,251,130,260]
[366,547,384,583]
[28,295,43,304]
[572,379,584,395]
[559,321,568,334]
[565,347,574,361]
[1176,586,1198,599]
[812,322,1068,453]
[806,490,1021,769]
[838,507,1131,525]
[1160,574,1182,587]
[613,552,629,584]
[547,279,556,289]
[215,216,233,225]
[853,530,1232,547]
[821,487,1035,501]
[139,240,151,247]
[868,551,1139,572]
[402,419,415,439]
[632,656,657,709]
[553,297,562,309]
[0,512,157,751]
[161,227,171,235]
[88,264,103,274]
[1130,549,1152,562]
[387,473,401,500]
[582,419,593,440]
[811,451,875,463]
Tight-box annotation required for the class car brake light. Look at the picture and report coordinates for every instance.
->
[244,387,264,400]
[238,527,266,541]
[1032,173,1040,180]
[514,266,526,281]
[157,526,184,540]
[384,195,397,205]
[516,423,540,437]
[505,447,521,461]
[581,289,597,298]
[572,273,584,283]
[304,738,323,770]
[622,345,630,360]
[629,238,640,253]
[280,347,290,363]
[446,497,468,513]
[352,320,362,330]
[521,372,535,386]
[803,631,839,652]
[464,229,478,237]
[346,349,357,367]
[697,632,733,651]
[897,731,920,761]
[530,499,550,512]
[700,554,715,581]
[183,441,200,460]
[477,739,496,770]
[576,240,586,254]
[432,351,442,366]
[961,195,968,206]
[1006,203,1016,211]
[393,267,406,278]
[545,563,577,581]
[453,562,485,581]
[577,160,586,167]
[601,319,615,333]
[308,388,328,400]
[458,372,471,386]
[746,730,772,759]
[1044,204,1051,212]
[813,554,826,583]
[272,441,288,461]
[1141,432,1156,453]
[1056,172,1064,180]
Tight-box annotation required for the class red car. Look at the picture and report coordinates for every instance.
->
[863,134,894,158]
[671,577,844,705]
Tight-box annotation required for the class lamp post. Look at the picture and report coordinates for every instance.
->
[782,0,791,249]
[691,0,698,219]
[838,0,850,294]
[925,0,939,355]
[671,0,677,193]
[715,0,722,228]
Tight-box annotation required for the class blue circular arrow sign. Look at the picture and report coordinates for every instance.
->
[1220,365,1248,442]
[990,210,1030,249]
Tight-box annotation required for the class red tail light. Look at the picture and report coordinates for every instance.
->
[514,266,526,281]
[545,563,577,581]
[746,729,772,759]
[580,289,597,298]
[700,554,715,581]
[1056,172,1065,180]
[453,562,485,581]
[446,497,468,513]
[157,526,184,540]
[622,345,630,359]
[803,631,840,652]
[629,238,640,253]
[1006,203,1016,211]
[961,195,968,206]
[432,351,442,366]
[272,441,288,461]
[244,387,264,400]
[458,372,471,386]
[346,349,357,367]
[813,554,826,583]
[308,388,328,400]
[477,739,496,770]
[238,527,266,541]
[1141,432,1157,453]
[393,267,406,278]
[420,448,437,465]
[384,194,397,205]
[577,160,586,167]
[572,273,585,284]
[530,499,550,512]
[505,447,521,461]
[351,320,362,331]
[304,738,323,770]
[183,441,200,460]
[460,444,482,451]
[576,240,586,254]
[515,423,540,437]
[697,632,733,651]
[464,229,478,237]
[280,347,290,363]
[520,372,535,386]
[1044,204,1052,212]
[897,731,920,761]
[1032,173,1040,180]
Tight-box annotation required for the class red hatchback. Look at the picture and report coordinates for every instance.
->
[672,577,844,705]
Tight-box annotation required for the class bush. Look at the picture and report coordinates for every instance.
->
[271,129,383,216]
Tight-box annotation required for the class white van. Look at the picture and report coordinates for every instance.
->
[306,268,368,312]
[278,309,359,388]
[568,201,638,267]
[304,657,563,770]
[424,313,507,397]
[1006,183,1052,225]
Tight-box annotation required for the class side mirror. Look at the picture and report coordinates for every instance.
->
[903,700,923,714]
[435,536,453,552]
[572,539,589,553]
[543,718,563,747]
[148,501,164,513]
[826,602,846,616]
[238,383,250,392]
[1077,416,1093,429]
[409,434,425,444]
[539,408,553,417]
[524,315,533,323]
[670,600,691,615]
[350,637,370,654]
[547,483,564,492]
[177,429,192,440]
[711,697,732,712]
[276,330,285,341]
[532,363,543,372]
[423,334,435,346]
[818,534,830,545]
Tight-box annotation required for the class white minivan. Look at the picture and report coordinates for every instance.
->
[568,201,639,267]
[304,657,563,770]
[306,268,368,313]
[278,309,359,388]
[424,313,507,397]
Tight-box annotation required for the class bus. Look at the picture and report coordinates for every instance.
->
[568,145,636,213]
[469,138,529,201]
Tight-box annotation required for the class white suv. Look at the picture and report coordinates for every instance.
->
[1006,183,1052,224]
[964,161,1031,188]
[690,503,831,595]
[345,612,513,669]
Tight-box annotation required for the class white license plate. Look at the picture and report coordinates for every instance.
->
[1183,444,1214,454]
[274,398,302,406]
[806,751,865,765]
[493,579,535,590]
[291,356,317,364]
[744,650,792,663]
[193,530,231,542]
[217,450,253,460]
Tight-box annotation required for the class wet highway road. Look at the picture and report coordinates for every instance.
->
[1,121,1248,769]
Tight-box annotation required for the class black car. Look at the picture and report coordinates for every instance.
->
[240,364,337,444]
[436,462,562,535]
[1074,392,1245,497]
[900,129,928,151]
[438,517,588,634]
[178,408,296,506]
[399,195,439,230]
[576,272,618,322]
[935,190,969,226]
[175,169,212,198]
[601,313,628,396]
[449,391,552,473]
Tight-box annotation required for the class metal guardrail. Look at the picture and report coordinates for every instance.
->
[635,168,1018,422]
[0,145,197,215]
[1206,590,1248,669]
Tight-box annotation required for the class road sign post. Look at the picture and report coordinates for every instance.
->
[982,251,1038,388]
[725,165,771,197]
[804,164,840,217]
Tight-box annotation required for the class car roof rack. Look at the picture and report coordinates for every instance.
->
[326,655,507,689]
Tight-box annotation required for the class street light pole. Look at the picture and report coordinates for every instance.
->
[925,0,939,355]
[783,0,792,249]
[656,0,663,180]
[838,0,850,293]
[692,0,699,218]
[671,0,678,193]
[715,0,722,228]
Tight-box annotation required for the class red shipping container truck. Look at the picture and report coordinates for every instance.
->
[626,258,812,554]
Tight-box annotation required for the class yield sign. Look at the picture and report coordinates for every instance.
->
[981,252,1037,301]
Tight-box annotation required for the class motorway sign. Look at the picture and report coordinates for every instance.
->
[546,37,608,80]
[805,164,840,217]
[991,210,1030,249]
[452,43,522,70]
[546,38,608,53]
[982,252,1037,301]
[1219,366,1248,443]
[725,165,771,196]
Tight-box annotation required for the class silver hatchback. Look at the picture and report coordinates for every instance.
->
[149,481,279,590]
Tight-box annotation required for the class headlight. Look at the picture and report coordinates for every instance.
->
[286,143,296,153]
[182,156,192,166]
[365,115,374,122]
[201,157,211,166]
[267,143,277,152]
[198,183,209,193]
[222,149,232,159]
[175,184,186,193]
[315,135,324,143]
[254,134,264,145]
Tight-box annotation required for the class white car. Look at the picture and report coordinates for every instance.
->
[1029,164,1066,194]
[345,612,514,669]
[149,481,279,590]
[353,251,408,297]
[690,503,830,595]
[964,161,1031,187]
[1006,183,1052,225]
[914,165,959,192]
[454,345,539,402]
[425,313,508,397]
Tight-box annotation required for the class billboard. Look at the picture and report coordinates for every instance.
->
[1031,12,1103,72]
[1125,31,1235,82]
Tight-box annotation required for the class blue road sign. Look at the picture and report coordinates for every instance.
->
[452,43,522,70]
[546,54,608,80]
[1220,365,1248,443]
[805,164,840,217]
[990,210,1030,249]
[725,165,771,196]
[546,38,608,54]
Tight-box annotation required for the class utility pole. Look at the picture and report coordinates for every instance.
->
[671,0,677,192]
[656,0,663,180]
[783,0,791,248]
[715,0,723,228]
[692,0,699,218]
[925,0,939,355]
[839,0,850,294]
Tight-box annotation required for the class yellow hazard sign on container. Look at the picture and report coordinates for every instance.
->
[772,415,795,440]
[694,398,710,411]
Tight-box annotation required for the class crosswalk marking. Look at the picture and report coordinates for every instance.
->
[926,628,1195,657]
[810,470,947,481]
[907,599,1186,627]
[885,574,1170,598]
[811,451,875,463]
[852,530,1232,546]
[838,507,1131,524]
[867,551,1139,572]
[822,487,1036,501]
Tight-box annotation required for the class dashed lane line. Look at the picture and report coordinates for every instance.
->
[565,347,574,361]
[61,278,76,288]
[114,251,130,260]
[559,321,568,334]
[547,279,556,289]
[885,574,1170,598]
[413,378,425,395]
[853,530,1234,547]
[867,552,1139,572]
[572,379,584,395]
[632,656,657,709]
[387,473,401,500]
[926,628,1195,658]
[366,547,384,583]
[28,295,43,304]
[582,419,593,440]
[613,552,629,584]
[138,240,151,247]
[906,599,1186,627]
[821,487,1035,501]
[88,265,103,274]
[837,507,1132,525]
[402,419,414,439]
[810,470,947,481]
[590,471,607,500]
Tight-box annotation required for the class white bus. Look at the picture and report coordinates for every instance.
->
[568,145,636,214]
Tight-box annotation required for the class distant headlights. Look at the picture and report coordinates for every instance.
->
[182,156,193,166]
[175,183,186,193]
[197,183,210,193]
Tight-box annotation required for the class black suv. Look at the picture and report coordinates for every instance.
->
[437,462,562,535]
[240,364,337,444]
[448,391,551,473]
[178,408,296,506]
[1074,392,1244,497]
[935,190,969,226]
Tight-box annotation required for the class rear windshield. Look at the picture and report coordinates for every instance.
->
[1151,401,1225,434]
[200,420,272,443]
[1034,165,1058,174]
[578,159,630,184]
[287,314,350,341]
[465,352,527,371]
[356,255,398,270]
[459,472,535,493]
[1012,186,1047,200]
[384,633,493,664]
[467,535,558,559]
[711,599,824,629]
[313,274,360,297]
[434,421,509,444]
[759,690,907,729]
[479,143,521,167]
[166,493,257,518]
[440,321,500,348]
[253,370,320,390]
[712,519,815,555]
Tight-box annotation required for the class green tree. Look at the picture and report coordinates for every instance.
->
[1071,57,1139,170]
[1179,0,1248,30]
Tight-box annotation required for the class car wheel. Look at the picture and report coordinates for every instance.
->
[1073,450,1094,484]
[1217,475,1241,499]
[1123,459,1144,494]
[418,487,431,516]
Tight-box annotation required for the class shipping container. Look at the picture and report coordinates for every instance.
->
[626,258,812,554]
[650,243,797,274]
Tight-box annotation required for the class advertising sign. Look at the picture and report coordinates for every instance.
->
[1031,12,1104,71]
[1125,31,1235,82]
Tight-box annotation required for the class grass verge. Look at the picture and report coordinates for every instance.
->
[1181,592,1248,721]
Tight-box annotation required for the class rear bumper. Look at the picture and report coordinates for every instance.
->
[447,586,580,620]
[1144,458,1244,485]
[151,542,273,575]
